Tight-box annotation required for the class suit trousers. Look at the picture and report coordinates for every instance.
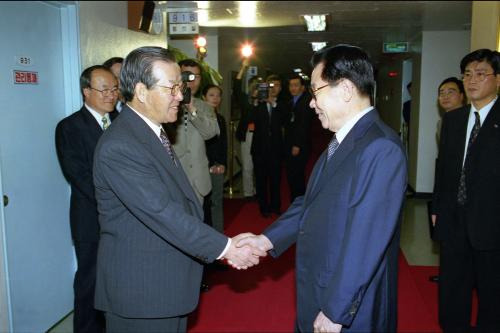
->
[73,242,104,333]
[285,149,309,203]
[439,206,500,333]
[240,131,255,197]
[253,152,282,214]
[105,312,187,333]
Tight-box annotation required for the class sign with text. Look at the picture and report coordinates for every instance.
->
[14,70,39,84]
[383,42,409,53]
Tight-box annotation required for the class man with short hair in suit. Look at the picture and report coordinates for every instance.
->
[432,49,500,333]
[251,74,287,217]
[92,46,264,332]
[284,74,314,203]
[238,44,407,332]
[103,57,124,112]
[55,65,119,333]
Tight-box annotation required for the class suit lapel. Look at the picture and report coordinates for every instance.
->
[306,110,378,202]
[121,107,200,209]
[81,106,103,138]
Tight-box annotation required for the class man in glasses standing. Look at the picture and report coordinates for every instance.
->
[55,65,119,333]
[92,47,262,332]
[432,49,500,332]
[238,44,407,332]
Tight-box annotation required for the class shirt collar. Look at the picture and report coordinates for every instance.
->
[127,104,162,138]
[470,96,497,123]
[335,106,374,144]
[85,103,110,130]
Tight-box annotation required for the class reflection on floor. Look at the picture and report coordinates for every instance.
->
[48,195,439,333]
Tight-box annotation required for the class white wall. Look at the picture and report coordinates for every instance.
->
[79,1,168,69]
[412,30,470,192]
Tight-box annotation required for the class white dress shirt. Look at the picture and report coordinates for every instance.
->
[85,103,111,130]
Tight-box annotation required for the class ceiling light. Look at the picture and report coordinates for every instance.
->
[303,14,328,32]
[293,68,302,73]
[238,1,257,26]
[195,1,209,9]
[311,42,327,52]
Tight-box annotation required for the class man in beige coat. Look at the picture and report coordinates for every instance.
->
[172,59,219,204]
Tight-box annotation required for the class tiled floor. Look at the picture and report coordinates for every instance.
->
[48,195,439,332]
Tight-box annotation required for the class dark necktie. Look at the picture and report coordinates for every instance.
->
[160,129,178,167]
[457,111,481,205]
[327,134,340,160]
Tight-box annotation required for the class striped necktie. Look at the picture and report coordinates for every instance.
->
[327,134,340,160]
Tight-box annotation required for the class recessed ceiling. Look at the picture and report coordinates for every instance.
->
[162,1,472,74]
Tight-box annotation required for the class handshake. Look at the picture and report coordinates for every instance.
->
[222,233,274,270]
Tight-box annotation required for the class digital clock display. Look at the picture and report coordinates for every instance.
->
[168,12,198,24]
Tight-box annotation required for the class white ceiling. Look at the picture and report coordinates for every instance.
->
[162,1,472,74]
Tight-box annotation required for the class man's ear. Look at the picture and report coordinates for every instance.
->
[340,79,354,103]
[82,87,91,101]
[135,83,148,103]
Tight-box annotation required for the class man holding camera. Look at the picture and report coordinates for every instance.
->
[251,75,287,217]
[171,59,219,205]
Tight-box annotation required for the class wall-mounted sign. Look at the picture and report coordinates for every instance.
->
[383,42,409,53]
[168,11,198,37]
[13,70,38,84]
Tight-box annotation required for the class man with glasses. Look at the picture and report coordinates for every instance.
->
[432,49,500,332]
[92,47,264,332]
[55,65,119,333]
[238,44,407,332]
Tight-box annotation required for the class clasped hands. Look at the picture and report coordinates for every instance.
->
[222,233,273,270]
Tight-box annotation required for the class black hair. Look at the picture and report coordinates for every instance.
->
[202,84,222,97]
[460,49,500,74]
[310,44,375,97]
[102,57,124,69]
[289,74,306,86]
[178,58,203,74]
[79,65,113,100]
[120,46,176,102]
[438,77,465,95]
[266,74,281,83]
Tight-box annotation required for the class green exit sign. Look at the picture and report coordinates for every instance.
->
[383,42,409,53]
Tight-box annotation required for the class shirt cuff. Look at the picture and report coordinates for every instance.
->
[217,238,232,260]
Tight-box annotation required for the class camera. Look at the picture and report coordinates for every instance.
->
[256,82,274,101]
[180,71,195,104]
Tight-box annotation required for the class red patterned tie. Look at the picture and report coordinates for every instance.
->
[160,129,178,167]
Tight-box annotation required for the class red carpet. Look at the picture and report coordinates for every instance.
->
[188,198,449,332]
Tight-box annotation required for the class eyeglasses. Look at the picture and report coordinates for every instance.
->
[90,86,119,96]
[155,83,185,96]
[462,71,495,82]
[308,84,329,100]
[438,89,459,98]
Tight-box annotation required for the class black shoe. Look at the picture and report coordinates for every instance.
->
[245,195,257,202]
[200,282,209,292]
[429,275,439,283]
[260,210,271,218]
[271,209,281,216]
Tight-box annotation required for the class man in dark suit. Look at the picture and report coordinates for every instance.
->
[238,45,407,332]
[55,65,119,333]
[92,46,263,332]
[432,48,500,333]
[284,74,314,203]
[251,75,287,217]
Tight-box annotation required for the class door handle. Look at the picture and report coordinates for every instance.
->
[3,195,8,207]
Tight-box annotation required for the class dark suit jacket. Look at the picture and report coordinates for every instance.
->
[284,92,314,153]
[55,106,118,242]
[250,100,286,157]
[206,113,228,167]
[234,78,254,142]
[93,106,228,318]
[432,99,500,250]
[264,110,407,332]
